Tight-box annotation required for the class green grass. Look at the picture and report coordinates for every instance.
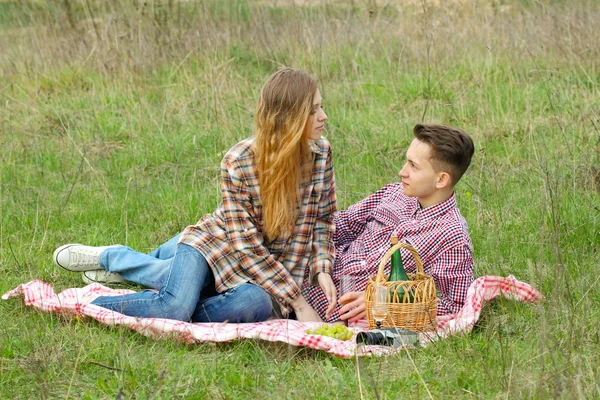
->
[1,0,599,398]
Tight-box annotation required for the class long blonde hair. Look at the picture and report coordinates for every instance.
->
[254,68,317,240]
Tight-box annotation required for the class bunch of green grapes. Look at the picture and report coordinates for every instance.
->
[305,323,354,340]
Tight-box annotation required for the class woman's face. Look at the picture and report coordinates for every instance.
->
[303,89,327,140]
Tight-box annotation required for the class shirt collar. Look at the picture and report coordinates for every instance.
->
[413,192,457,220]
[308,139,324,155]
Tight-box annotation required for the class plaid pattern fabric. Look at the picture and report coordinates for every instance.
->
[3,275,543,358]
[179,138,336,311]
[302,182,474,321]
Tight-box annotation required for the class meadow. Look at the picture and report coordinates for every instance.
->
[0,0,599,398]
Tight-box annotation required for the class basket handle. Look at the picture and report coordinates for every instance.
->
[375,242,424,283]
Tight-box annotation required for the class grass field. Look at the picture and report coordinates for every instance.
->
[1,0,599,398]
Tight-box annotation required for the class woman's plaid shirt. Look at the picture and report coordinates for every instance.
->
[179,138,337,312]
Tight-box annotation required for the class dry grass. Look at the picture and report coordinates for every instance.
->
[2,0,599,77]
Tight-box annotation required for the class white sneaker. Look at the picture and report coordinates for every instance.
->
[53,244,116,272]
[82,270,127,285]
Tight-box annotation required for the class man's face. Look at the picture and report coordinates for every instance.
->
[398,139,441,204]
[303,89,327,140]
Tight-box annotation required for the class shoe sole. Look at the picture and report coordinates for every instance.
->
[82,271,127,285]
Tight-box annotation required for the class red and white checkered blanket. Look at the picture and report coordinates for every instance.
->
[3,275,542,358]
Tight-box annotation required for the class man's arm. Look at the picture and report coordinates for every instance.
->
[334,183,394,245]
[431,245,474,315]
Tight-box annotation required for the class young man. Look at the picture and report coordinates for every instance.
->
[302,123,475,322]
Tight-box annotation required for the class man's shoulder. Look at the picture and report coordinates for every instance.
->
[436,208,473,250]
[419,196,471,246]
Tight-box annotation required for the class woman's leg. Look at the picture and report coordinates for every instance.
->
[99,246,172,289]
[92,244,210,321]
[191,282,272,323]
[98,232,182,289]
[146,232,182,259]
[56,233,184,288]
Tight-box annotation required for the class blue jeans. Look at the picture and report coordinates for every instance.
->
[92,240,272,323]
[98,233,182,290]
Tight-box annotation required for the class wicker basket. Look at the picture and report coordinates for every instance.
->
[364,242,437,332]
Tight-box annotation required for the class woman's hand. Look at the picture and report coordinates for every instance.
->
[337,291,366,322]
[290,294,322,322]
[317,272,337,318]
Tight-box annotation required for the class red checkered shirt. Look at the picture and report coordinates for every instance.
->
[303,182,474,320]
[179,138,337,312]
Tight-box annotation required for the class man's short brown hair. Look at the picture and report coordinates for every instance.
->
[413,124,474,185]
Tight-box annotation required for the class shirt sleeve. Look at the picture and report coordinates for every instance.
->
[220,158,300,310]
[333,183,391,246]
[309,147,337,285]
[430,245,474,316]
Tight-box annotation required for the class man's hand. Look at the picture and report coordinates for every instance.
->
[337,291,366,322]
[291,294,323,322]
[317,272,337,318]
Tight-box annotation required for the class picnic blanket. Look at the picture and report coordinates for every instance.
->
[3,275,542,358]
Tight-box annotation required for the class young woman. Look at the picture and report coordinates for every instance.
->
[54,68,338,323]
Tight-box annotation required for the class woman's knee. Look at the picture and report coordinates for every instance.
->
[161,295,198,321]
[160,244,209,321]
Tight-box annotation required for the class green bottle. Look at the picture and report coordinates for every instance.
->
[389,236,413,303]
